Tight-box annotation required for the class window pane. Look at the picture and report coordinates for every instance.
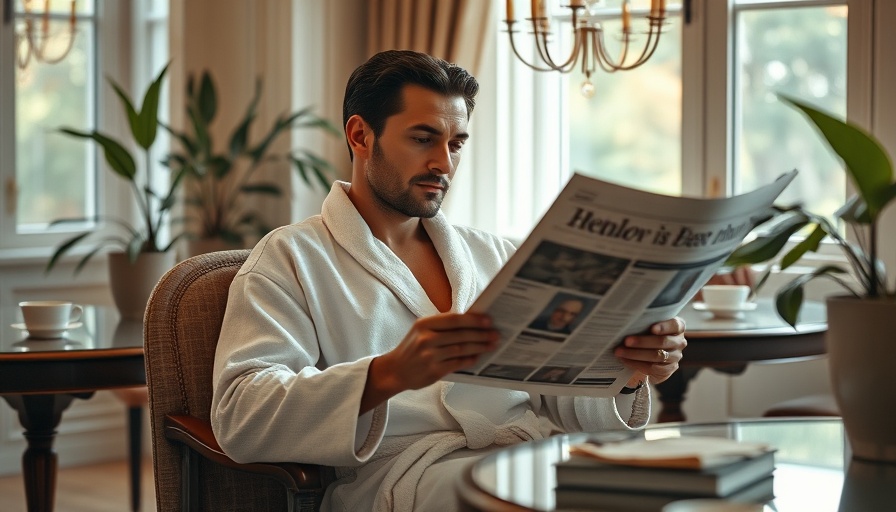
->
[14,6,96,231]
[566,7,682,195]
[734,5,847,219]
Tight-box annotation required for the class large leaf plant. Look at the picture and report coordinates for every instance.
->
[725,95,896,327]
[163,71,340,245]
[46,64,186,274]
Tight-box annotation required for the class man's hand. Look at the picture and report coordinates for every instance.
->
[361,312,500,414]
[613,317,687,387]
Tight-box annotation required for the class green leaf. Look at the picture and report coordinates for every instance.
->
[74,246,106,275]
[45,232,92,273]
[780,224,827,270]
[197,71,217,124]
[108,80,141,144]
[779,94,894,219]
[59,128,137,180]
[775,284,804,329]
[724,210,810,267]
[775,265,852,327]
[834,194,871,225]
[133,62,170,150]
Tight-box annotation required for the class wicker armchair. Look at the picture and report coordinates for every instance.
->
[144,250,328,511]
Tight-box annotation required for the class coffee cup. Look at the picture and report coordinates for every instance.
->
[19,301,83,333]
[699,285,751,309]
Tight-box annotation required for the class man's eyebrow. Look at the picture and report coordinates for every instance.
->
[407,124,469,140]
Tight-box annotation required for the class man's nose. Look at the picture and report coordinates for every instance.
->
[427,144,453,175]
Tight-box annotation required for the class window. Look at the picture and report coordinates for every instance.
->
[0,0,168,256]
[454,0,881,247]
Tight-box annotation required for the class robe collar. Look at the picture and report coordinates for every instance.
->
[321,181,478,317]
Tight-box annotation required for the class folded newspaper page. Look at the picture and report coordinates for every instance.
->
[446,170,798,397]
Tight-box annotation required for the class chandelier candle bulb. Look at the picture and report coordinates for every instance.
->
[622,1,631,34]
[570,0,586,7]
[506,0,514,21]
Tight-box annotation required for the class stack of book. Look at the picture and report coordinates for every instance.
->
[554,436,776,511]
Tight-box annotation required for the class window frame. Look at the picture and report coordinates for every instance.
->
[451,0,882,264]
[0,0,164,261]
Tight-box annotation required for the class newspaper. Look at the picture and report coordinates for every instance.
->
[446,170,798,397]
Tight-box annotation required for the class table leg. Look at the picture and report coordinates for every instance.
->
[2,393,93,512]
[654,367,701,422]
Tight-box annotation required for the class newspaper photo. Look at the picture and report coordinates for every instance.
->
[446,170,798,397]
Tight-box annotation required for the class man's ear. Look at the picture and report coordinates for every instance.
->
[345,115,373,160]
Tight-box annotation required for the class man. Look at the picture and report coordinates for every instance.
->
[211,50,686,512]
[529,297,586,334]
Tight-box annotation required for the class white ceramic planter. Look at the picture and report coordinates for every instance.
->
[108,251,176,321]
[826,295,896,463]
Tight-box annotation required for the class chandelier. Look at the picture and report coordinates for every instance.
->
[504,0,669,97]
[14,0,78,71]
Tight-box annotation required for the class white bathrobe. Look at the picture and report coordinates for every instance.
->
[211,181,651,511]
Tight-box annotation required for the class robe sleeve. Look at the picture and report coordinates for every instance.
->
[211,270,388,467]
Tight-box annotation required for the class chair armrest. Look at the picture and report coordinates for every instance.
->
[164,414,325,491]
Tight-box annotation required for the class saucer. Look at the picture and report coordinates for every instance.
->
[692,302,757,319]
[10,322,82,339]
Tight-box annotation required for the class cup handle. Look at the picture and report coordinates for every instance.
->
[69,304,83,324]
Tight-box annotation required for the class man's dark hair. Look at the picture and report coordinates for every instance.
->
[342,50,479,159]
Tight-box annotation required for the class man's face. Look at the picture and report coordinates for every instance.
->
[364,85,469,218]
[548,300,584,330]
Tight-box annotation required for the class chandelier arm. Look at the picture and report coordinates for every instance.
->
[36,27,75,64]
[16,32,33,69]
[625,21,663,68]
[531,20,563,71]
[536,32,581,73]
[617,16,665,70]
[506,21,557,72]
[592,28,621,73]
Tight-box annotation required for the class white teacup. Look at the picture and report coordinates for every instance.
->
[700,285,751,309]
[19,301,83,336]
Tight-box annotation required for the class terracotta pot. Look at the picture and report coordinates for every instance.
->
[185,237,244,258]
[108,251,176,320]
[826,295,896,463]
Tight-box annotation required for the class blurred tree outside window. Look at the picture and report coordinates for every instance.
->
[537,0,847,224]
[13,0,97,231]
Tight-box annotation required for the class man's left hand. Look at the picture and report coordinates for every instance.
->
[614,317,686,386]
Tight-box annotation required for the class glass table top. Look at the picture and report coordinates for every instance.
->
[468,418,893,511]
[1,305,142,355]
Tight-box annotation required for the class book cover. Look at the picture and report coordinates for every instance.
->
[555,449,775,497]
[554,474,775,511]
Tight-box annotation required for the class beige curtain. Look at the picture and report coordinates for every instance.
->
[367,0,494,75]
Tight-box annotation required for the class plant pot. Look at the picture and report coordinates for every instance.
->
[108,251,176,321]
[827,295,896,463]
[185,237,244,258]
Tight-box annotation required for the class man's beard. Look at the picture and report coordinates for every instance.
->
[366,139,449,218]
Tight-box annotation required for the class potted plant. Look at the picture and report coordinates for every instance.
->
[46,64,185,320]
[163,71,340,256]
[725,94,896,463]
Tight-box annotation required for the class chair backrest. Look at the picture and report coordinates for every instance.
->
[144,250,289,510]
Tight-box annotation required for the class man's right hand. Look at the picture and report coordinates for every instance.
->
[360,312,500,414]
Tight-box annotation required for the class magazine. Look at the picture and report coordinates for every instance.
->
[446,170,798,396]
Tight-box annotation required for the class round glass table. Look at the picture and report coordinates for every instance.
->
[458,418,894,511]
